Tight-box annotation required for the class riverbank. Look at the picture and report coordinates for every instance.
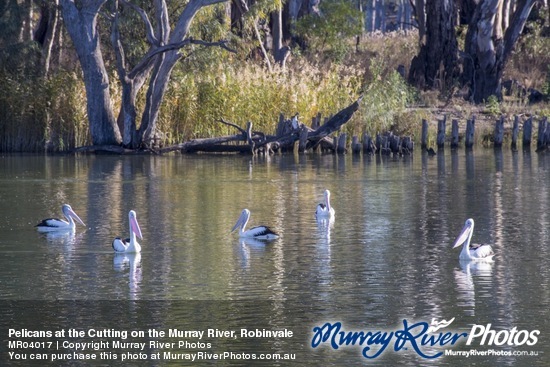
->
[1,31,548,153]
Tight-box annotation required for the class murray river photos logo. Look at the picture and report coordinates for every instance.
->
[310,318,540,359]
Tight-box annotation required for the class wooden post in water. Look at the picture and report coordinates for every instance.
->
[337,134,347,153]
[401,136,413,154]
[389,133,400,154]
[363,133,376,154]
[465,116,475,148]
[352,136,361,154]
[377,134,390,155]
[451,119,459,148]
[537,117,548,152]
[523,116,532,147]
[298,125,308,153]
[421,119,429,149]
[494,116,504,148]
[511,115,519,150]
[437,116,446,148]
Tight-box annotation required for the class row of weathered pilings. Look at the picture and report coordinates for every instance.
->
[329,132,414,155]
[300,109,414,155]
[424,115,550,152]
[325,115,550,156]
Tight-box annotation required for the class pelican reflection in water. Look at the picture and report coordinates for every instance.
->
[114,252,142,299]
[454,259,494,316]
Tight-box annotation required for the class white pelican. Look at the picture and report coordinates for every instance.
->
[112,210,143,253]
[231,209,279,240]
[453,218,494,261]
[36,204,85,232]
[315,189,335,218]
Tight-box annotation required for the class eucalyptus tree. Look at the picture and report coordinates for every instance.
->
[409,0,538,104]
[230,0,290,71]
[61,0,120,145]
[60,0,229,148]
[462,0,539,103]
[408,0,458,92]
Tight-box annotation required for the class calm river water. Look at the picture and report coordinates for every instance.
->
[0,150,549,366]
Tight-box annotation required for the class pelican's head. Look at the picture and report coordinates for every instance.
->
[129,210,143,239]
[324,189,331,200]
[453,218,474,248]
[231,209,250,232]
[62,204,86,226]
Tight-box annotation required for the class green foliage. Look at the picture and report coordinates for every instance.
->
[294,0,362,57]
[354,57,417,135]
[0,42,41,76]
[485,95,501,116]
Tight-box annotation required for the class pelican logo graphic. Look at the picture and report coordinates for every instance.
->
[427,318,455,333]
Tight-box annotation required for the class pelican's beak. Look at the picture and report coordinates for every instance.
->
[453,222,472,248]
[231,212,244,232]
[68,207,86,226]
[131,216,143,239]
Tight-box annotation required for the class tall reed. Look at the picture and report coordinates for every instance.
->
[0,72,89,152]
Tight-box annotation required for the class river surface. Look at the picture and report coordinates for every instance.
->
[0,150,549,366]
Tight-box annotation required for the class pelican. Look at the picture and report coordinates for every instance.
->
[315,189,335,218]
[36,204,85,232]
[231,209,279,239]
[112,210,143,253]
[453,218,494,261]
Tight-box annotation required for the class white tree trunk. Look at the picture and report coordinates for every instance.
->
[60,0,121,145]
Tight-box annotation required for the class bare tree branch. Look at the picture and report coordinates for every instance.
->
[219,118,247,135]
[110,8,127,80]
[154,0,170,44]
[119,0,160,46]
[503,0,538,62]
[129,38,235,77]
[252,20,273,72]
